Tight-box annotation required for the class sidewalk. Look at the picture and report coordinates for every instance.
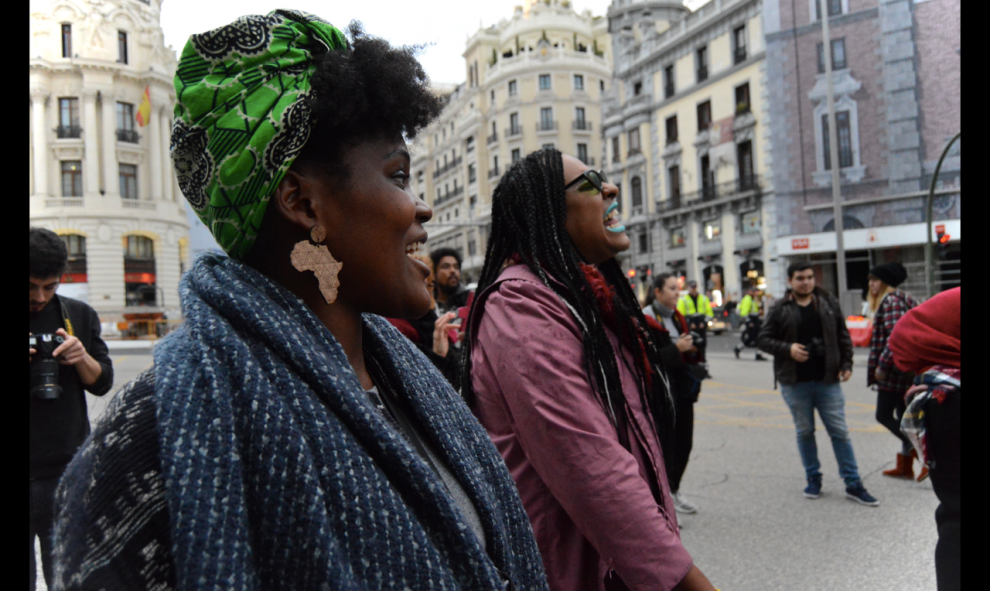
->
[105,339,155,351]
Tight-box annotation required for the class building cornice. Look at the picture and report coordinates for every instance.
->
[29,57,176,91]
[616,0,760,80]
[485,50,611,87]
[604,51,765,135]
[765,7,879,42]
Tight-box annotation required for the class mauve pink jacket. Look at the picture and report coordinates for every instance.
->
[470,264,694,591]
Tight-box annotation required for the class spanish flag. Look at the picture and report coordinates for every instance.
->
[135,86,151,127]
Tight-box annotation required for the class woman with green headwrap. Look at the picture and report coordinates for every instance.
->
[51,11,548,590]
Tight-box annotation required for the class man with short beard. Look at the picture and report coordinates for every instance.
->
[430,247,473,315]
[758,262,879,507]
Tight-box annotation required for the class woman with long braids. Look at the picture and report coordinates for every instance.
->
[51,12,546,590]
[463,149,717,591]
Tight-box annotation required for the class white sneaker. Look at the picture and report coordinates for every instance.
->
[672,492,698,514]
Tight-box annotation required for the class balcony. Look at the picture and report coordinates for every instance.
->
[56,125,82,139]
[735,102,751,116]
[578,156,596,166]
[45,198,84,208]
[434,185,465,207]
[488,166,500,179]
[117,129,140,143]
[487,132,498,145]
[122,199,156,210]
[572,120,593,132]
[734,47,748,65]
[432,156,463,179]
[674,174,762,210]
[659,194,682,212]
[696,66,708,83]
[664,83,675,99]
[535,120,558,133]
[505,125,522,138]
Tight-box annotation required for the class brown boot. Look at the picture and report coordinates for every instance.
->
[882,452,915,478]
[911,448,930,482]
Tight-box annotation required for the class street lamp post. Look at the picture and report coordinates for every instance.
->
[925,131,960,298]
[821,7,847,304]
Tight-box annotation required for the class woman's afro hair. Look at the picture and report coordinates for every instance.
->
[294,22,445,184]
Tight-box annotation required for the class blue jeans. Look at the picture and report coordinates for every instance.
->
[780,381,862,487]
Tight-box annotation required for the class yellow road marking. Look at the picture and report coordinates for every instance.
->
[689,381,886,433]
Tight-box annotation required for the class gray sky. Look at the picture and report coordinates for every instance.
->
[161,0,705,85]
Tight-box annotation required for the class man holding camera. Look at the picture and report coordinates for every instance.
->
[29,227,113,589]
[758,262,879,507]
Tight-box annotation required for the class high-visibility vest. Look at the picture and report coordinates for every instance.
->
[676,293,713,316]
[739,294,761,316]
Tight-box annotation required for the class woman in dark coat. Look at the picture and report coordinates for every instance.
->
[642,272,707,515]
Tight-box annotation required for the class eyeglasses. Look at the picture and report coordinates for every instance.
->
[564,169,609,195]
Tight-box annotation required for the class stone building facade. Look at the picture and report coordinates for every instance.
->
[605,0,778,304]
[410,0,612,282]
[763,0,960,307]
[29,0,188,324]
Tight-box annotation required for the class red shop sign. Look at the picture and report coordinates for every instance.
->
[124,273,156,283]
[60,273,88,283]
[792,238,810,250]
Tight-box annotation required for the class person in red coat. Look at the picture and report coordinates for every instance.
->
[887,287,960,591]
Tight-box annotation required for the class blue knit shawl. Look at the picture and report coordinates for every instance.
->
[153,254,547,590]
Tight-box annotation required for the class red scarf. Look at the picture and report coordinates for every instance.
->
[579,263,655,387]
[888,287,960,374]
[642,308,703,364]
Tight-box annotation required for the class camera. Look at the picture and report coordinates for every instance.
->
[808,336,826,358]
[30,333,65,400]
[689,331,705,346]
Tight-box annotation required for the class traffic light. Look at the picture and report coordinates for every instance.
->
[936,228,951,260]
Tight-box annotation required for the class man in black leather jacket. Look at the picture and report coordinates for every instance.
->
[758,262,878,507]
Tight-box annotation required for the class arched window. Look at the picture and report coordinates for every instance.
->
[124,235,157,307]
[631,176,643,209]
[822,215,864,231]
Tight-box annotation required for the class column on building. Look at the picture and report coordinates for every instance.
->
[100,92,119,199]
[82,89,101,197]
[721,207,738,297]
[156,229,182,311]
[688,216,701,285]
[88,224,126,318]
[160,110,173,202]
[149,101,163,201]
[31,90,49,198]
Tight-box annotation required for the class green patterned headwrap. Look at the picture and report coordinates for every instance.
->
[171,9,347,259]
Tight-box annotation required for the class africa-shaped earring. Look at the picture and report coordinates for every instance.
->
[290,224,343,304]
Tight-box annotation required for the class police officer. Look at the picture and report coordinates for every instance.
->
[676,280,714,319]
[734,286,767,360]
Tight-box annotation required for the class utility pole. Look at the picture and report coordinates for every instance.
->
[821,5,847,303]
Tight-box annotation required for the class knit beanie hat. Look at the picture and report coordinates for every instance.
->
[868,262,907,288]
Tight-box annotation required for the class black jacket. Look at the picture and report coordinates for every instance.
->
[758,287,853,386]
[30,295,113,479]
[402,310,462,388]
[436,286,473,315]
[642,306,703,403]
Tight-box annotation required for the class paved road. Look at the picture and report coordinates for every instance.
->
[37,334,942,590]
[680,333,939,590]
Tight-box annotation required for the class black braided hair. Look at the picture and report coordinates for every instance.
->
[460,148,675,454]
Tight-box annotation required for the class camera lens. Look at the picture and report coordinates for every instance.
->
[30,334,64,400]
